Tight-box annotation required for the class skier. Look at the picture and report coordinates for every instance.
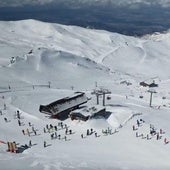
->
[18,120,21,126]
[33,130,37,136]
[4,117,8,122]
[50,124,53,129]
[132,125,135,131]
[137,120,140,127]
[146,134,149,140]
[164,138,169,144]
[54,132,57,139]
[58,134,61,140]
[4,104,6,110]
[61,122,63,129]
[150,128,156,136]
[51,133,54,140]
[90,128,93,135]
[44,141,47,148]
[28,122,31,127]
[160,129,163,134]
[22,129,25,135]
[87,129,90,136]
[29,140,32,147]
[150,129,153,135]
[54,126,57,131]
[69,130,72,134]
[65,129,68,135]
[81,134,84,138]
[156,133,159,140]
[17,110,20,119]
[136,132,138,137]
[26,129,30,136]
[43,127,46,133]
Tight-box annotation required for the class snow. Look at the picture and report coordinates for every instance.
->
[0,19,170,170]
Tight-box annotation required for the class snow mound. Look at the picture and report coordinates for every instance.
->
[107,107,132,128]
[11,19,58,37]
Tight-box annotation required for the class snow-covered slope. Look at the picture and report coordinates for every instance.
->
[2,20,170,76]
[0,20,170,170]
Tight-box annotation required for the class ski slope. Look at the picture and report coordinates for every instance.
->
[0,20,170,170]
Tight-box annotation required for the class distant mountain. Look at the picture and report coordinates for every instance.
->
[1,19,170,90]
[1,2,170,36]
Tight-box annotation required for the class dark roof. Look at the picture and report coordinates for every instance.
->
[140,82,149,86]
[149,83,158,87]
[48,92,85,107]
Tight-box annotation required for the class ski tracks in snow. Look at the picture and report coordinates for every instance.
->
[137,41,147,64]
[99,47,120,64]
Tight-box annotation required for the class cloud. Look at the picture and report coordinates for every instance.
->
[0,0,53,7]
[1,0,170,8]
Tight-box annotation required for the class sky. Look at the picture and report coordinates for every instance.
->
[1,0,170,8]
[0,0,170,36]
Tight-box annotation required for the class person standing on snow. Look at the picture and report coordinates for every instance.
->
[54,132,57,139]
[156,133,159,140]
[44,141,47,148]
[164,138,169,144]
[137,120,140,127]
[64,136,67,141]
[22,129,25,135]
[4,104,6,110]
[4,117,8,122]
[136,132,138,137]
[146,134,150,140]
[18,120,21,126]
[27,129,30,136]
[29,140,32,147]
[54,126,57,131]
[160,129,163,134]
[17,110,20,119]
[43,127,46,133]
[87,129,90,136]
[81,134,84,138]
